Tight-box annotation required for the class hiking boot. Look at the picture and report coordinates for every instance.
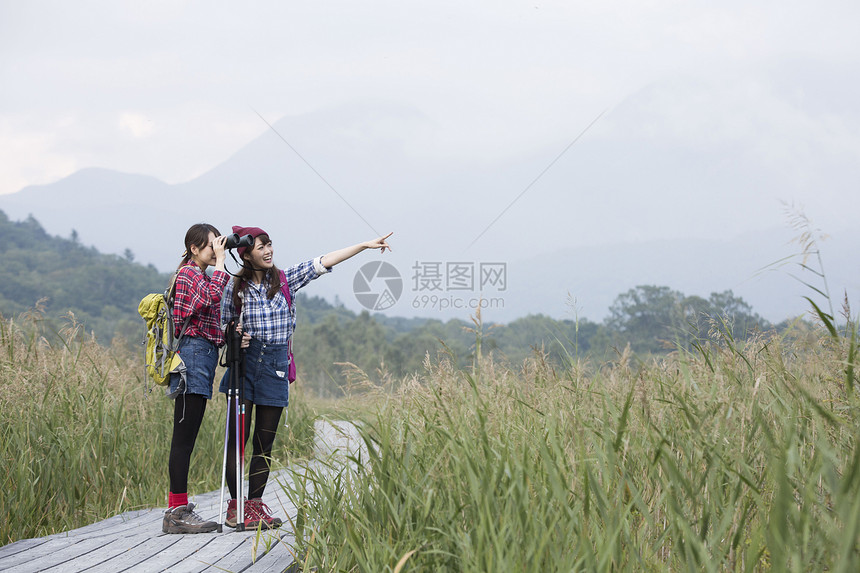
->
[224,498,243,528]
[162,503,218,534]
[244,498,282,529]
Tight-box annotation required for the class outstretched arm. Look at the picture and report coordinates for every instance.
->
[320,232,393,268]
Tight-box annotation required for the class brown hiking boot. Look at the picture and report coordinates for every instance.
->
[244,498,282,529]
[162,503,218,534]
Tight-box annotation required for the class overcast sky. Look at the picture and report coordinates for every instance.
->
[2,0,859,242]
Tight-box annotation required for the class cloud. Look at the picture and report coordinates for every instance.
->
[118,112,155,138]
[2,0,859,235]
[0,117,78,195]
[604,64,860,174]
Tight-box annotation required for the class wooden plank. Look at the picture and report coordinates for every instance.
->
[198,529,296,573]
[1,536,121,573]
[0,537,94,570]
[98,534,188,572]
[0,421,359,573]
[184,532,269,573]
[115,534,229,573]
[0,538,51,561]
[109,522,294,573]
[49,509,159,538]
[163,534,254,573]
[38,509,162,543]
[241,537,301,573]
[38,535,154,573]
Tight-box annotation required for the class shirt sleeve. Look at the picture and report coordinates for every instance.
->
[221,277,236,328]
[176,266,227,312]
[282,257,331,296]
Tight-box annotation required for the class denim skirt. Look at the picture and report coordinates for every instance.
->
[167,336,219,399]
[219,338,290,408]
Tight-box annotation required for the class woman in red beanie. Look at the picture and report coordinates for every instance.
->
[162,223,230,534]
[219,226,392,529]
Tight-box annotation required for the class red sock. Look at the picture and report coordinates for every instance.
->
[169,492,188,509]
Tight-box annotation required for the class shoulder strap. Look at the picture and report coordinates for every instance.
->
[278,270,292,309]
[280,270,295,380]
[174,314,192,348]
[167,267,192,344]
[165,266,184,301]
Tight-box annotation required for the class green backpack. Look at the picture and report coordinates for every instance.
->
[138,275,190,386]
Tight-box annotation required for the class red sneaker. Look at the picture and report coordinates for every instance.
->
[224,498,241,528]
[244,498,282,529]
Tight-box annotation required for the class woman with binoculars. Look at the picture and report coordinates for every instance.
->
[219,225,393,529]
[161,223,230,534]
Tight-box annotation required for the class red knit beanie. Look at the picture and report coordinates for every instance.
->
[231,225,268,259]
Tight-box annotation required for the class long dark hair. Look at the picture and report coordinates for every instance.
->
[170,223,221,296]
[231,233,281,310]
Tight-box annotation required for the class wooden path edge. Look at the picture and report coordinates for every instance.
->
[0,420,361,573]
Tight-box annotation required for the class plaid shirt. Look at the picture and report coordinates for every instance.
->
[221,257,330,344]
[172,262,230,346]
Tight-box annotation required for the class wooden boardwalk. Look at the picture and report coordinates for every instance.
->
[0,421,361,573]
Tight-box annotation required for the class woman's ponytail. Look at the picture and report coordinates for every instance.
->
[172,223,221,296]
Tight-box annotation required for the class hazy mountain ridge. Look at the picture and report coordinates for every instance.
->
[506,228,853,323]
[0,210,169,344]
[1,109,856,324]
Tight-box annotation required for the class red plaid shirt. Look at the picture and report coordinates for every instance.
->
[172,262,229,347]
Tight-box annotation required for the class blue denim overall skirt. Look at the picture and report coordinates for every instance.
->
[219,337,290,408]
[167,336,219,399]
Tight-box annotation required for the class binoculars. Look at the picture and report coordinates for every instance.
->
[224,233,254,250]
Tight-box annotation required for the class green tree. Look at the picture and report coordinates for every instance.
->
[605,285,686,353]
[707,290,769,337]
[606,286,769,354]
[0,210,169,346]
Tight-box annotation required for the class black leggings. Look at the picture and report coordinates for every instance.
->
[168,394,208,494]
[225,399,283,500]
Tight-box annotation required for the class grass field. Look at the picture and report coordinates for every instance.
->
[0,311,316,546]
[2,304,858,571]
[282,314,860,572]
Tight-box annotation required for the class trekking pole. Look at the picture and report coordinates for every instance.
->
[216,320,246,532]
[236,338,246,532]
[218,320,243,533]
[225,319,246,532]
[232,384,244,531]
[217,391,231,533]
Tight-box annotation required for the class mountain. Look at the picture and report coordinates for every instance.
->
[506,227,860,323]
[1,104,857,324]
[0,211,170,345]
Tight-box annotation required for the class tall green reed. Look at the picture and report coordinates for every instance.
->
[0,311,315,546]
[282,321,859,571]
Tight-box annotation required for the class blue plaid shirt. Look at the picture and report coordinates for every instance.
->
[221,257,331,344]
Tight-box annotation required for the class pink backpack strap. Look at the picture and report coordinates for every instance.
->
[279,270,297,383]
[278,270,292,308]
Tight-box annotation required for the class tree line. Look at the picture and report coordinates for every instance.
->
[0,211,784,396]
[0,211,166,345]
[293,286,776,396]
